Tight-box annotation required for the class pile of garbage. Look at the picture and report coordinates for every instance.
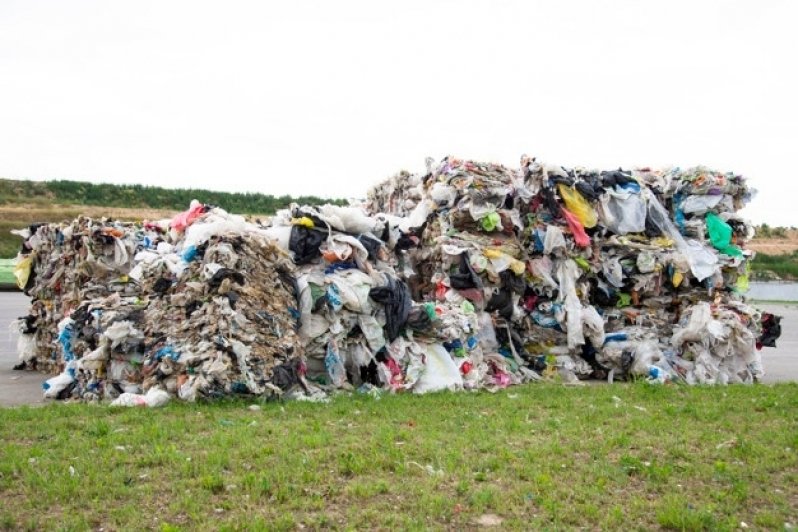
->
[10,155,782,403]
[12,203,306,401]
[367,157,776,385]
[262,203,538,394]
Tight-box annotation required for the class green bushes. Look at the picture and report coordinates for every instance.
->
[0,178,347,214]
[751,250,798,280]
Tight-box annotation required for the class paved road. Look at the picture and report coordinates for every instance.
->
[0,293,795,407]
[0,292,46,406]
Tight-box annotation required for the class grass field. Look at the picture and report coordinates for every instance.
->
[0,258,15,286]
[0,383,796,530]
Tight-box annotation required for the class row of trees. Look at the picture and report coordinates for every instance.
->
[755,224,794,239]
[0,178,348,214]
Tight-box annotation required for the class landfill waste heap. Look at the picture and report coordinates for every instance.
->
[10,156,783,403]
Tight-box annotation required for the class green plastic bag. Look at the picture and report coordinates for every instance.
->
[557,184,598,228]
[705,213,743,257]
[480,212,502,232]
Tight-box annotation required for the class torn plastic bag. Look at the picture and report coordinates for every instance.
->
[556,259,585,349]
[182,216,251,249]
[449,252,483,290]
[602,257,624,287]
[672,302,712,347]
[543,226,567,254]
[757,313,782,349]
[636,251,656,274]
[630,340,663,377]
[529,256,558,289]
[170,200,206,232]
[680,194,723,215]
[317,204,381,234]
[557,183,598,228]
[289,226,327,264]
[43,363,76,399]
[581,305,605,348]
[358,314,386,352]
[600,188,647,234]
[110,387,170,407]
[561,208,590,248]
[369,275,412,342]
[646,191,718,281]
[706,212,743,257]
[13,255,33,290]
[413,343,464,393]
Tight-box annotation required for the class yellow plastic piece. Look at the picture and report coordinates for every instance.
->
[557,184,598,228]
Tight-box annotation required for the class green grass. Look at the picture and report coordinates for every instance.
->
[0,258,14,286]
[1,383,796,530]
[751,251,798,280]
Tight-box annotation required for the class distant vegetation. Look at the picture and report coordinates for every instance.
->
[750,250,798,280]
[0,178,347,214]
[0,178,349,258]
[754,224,792,239]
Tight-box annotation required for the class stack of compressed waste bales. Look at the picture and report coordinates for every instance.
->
[262,202,536,393]
[12,203,306,401]
[10,155,782,402]
[367,156,774,385]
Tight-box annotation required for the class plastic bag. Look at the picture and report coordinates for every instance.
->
[581,305,605,347]
[561,208,590,247]
[13,255,32,290]
[43,369,75,399]
[413,343,464,393]
[480,212,502,232]
[630,340,663,377]
[647,192,718,281]
[170,200,205,232]
[602,257,624,287]
[672,303,712,347]
[600,188,647,234]
[110,387,170,407]
[556,259,585,349]
[557,184,598,228]
[680,194,723,215]
[325,340,347,388]
[706,212,743,257]
[636,251,656,274]
[543,225,566,254]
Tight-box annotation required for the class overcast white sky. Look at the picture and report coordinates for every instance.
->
[1,1,796,224]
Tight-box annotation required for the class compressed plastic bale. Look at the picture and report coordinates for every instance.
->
[557,183,598,228]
